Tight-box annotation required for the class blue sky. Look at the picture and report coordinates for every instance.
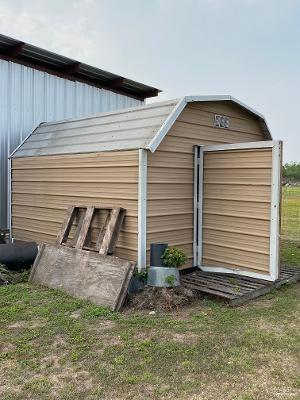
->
[1,0,299,161]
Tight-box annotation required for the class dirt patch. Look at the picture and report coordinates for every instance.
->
[257,314,300,336]
[91,320,116,332]
[127,286,200,311]
[69,309,82,319]
[187,371,299,400]
[51,335,68,350]
[88,320,120,346]
[248,297,276,308]
[8,318,47,329]
[169,332,199,344]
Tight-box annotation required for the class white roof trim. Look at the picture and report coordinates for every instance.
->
[9,123,43,158]
[147,97,187,152]
[147,95,272,152]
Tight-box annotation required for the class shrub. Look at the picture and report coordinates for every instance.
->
[165,274,177,286]
[161,247,188,268]
[283,162,300,181]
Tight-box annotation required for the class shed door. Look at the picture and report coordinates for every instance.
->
[196,141,282,281]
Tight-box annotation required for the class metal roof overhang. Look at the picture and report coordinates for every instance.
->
[0,33,161,101]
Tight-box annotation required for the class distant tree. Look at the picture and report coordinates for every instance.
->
[282,162,300,181]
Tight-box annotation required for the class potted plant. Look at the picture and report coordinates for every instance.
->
[147,247,187,288]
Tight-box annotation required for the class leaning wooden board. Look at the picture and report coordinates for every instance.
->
[30,244,135,311]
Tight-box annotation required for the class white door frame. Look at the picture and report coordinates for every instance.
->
[194,141,282,281]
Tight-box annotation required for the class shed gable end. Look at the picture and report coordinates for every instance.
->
[146,101,267,268]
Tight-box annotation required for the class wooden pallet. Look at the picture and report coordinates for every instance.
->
[181,266,300,306]
[56,205,125,255]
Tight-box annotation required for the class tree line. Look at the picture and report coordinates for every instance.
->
[282,162,300,181]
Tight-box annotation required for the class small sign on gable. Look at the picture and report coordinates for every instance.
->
[214,114,230,129]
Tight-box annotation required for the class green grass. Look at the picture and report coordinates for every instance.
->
[0,243,300,400]
[0,189,299,399]
[281,241,300,266]
[281,186,300,242]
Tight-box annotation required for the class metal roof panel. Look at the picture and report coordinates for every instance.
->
[0,33,161,100]
[11,96,272,158]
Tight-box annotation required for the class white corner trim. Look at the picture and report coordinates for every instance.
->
[8,158,12,240]
[147,97,187,152]
[269,141,282,280]
[138,149,147,270]
[197,146,204,268]
[186,95,266,119]
[9,123,43,158]
[199,140,279,152]
[193,146,199,266]
[200,265,275,282]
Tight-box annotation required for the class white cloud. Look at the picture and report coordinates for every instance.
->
[0,0,299,160]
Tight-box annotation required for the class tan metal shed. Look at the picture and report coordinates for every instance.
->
[10,95,282,281]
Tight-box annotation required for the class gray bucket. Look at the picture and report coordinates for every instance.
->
[147,266,180,288]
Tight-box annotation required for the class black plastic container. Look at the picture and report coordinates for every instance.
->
[0,242,38,269]
[150,243,168,267]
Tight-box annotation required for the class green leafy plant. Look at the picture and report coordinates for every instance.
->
[133,269,148,283]
[161,247,188,268]
[165,274,176,287]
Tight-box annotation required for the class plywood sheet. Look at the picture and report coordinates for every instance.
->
[30,244,135,311]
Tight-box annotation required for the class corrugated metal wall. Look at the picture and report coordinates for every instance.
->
[0,59,142,228]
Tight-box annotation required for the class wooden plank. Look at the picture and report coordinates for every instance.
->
[218,272,272,286]
[56,205,76,244]
[181,266,300,307]
[189,270,262,288]
[30,243,46,277]
[281,266,300,273]
[181,280,236,299]
[75,206,95,249]
[95,209,110,251]
[275,269,300,288]
[114,261,135,311]
[29,244,136,311]
[229,285,273,307]
[108,208,126,254]
[99,207,121,255]
[181,276,245,296]
[191,271,261,290]
[71,211,85,247]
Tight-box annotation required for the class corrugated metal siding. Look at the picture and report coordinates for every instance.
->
[11,150,139,261]
[12,100,178,158]
[202,148,272,273]
[0,59,142,228]
[146,102,267,268]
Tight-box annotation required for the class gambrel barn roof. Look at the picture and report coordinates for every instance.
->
[11,95,272,158]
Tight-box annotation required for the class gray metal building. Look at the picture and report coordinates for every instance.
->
[0,34,160,229]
